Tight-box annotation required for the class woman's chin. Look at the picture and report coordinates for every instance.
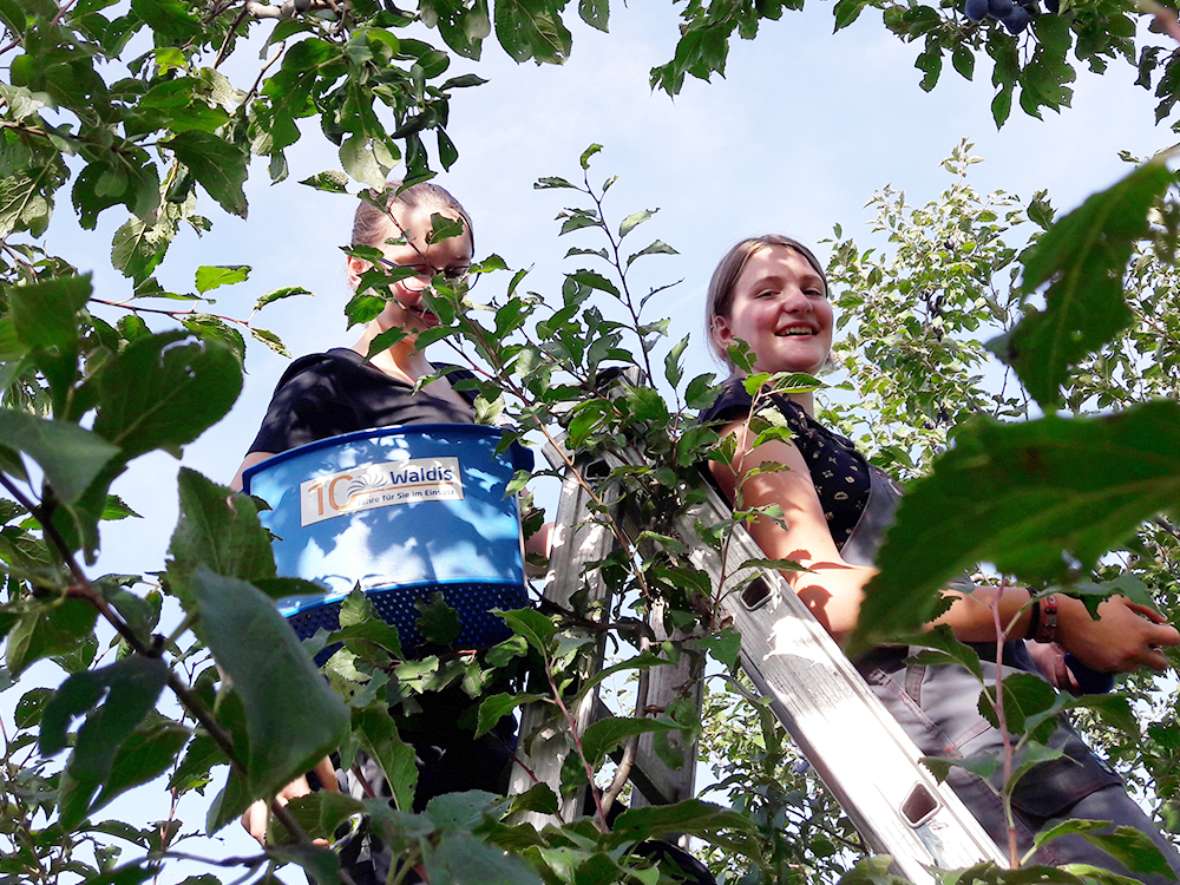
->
[758,351,828,376]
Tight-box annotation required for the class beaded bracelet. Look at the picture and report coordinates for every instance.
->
[1033,593,1059,644]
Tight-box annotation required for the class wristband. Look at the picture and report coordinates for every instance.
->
[1027,598,1041,641]
[1034,593,1058,644]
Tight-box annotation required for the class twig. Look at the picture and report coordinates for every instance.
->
[990,582,1020,869]
[245,0,335,18]
[511,752,541,786]
[88,297,252,328]
[545,664,609,831]
[600,637,652,815]
[0,474,315,850]
[243,41,285,107]
[582,167,657,390]
[213,4,252,69]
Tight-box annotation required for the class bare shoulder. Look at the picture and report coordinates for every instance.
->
[230,451,276,493]
[707,419,814,504]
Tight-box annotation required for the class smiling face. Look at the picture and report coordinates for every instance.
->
[711,244,833,375]
[346,202,473,337]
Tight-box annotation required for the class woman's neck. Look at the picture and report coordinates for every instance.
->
[351,322,431,384]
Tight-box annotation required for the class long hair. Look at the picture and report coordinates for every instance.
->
[350,180,475,254]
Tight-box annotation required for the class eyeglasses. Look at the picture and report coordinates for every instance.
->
[377,257,478,291]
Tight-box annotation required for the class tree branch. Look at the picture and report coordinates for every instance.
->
[0,473,316,852]
[245,0,335,19]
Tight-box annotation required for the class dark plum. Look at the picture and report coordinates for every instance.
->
[1046,0,1060,11]
[989,0,1015,14]
[965,0,990,20]
[1001,5,1031,32]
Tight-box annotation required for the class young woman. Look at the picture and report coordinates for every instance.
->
[698,234,1180,877]
[230,182,530,872]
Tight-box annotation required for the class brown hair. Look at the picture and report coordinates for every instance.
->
[704,234,828,363]
[351,180,475,254]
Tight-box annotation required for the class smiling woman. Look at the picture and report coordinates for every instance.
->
[225,181,528,882]
[698,233,1180,878]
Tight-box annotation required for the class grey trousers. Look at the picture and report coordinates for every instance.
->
[860,646,1180,881]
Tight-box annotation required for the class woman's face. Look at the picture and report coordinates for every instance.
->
[347,203,473,336]
[712,245,833,375]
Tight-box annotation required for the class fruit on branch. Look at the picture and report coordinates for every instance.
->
[961,0,1041,33]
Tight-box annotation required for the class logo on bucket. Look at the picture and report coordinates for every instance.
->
[300,457,463,526]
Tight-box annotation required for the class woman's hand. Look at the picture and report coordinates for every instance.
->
[1058,595,1180,674]
[1025,641,1079,692]
[240,756,338,845]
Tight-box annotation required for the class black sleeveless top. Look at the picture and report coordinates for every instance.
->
[698,377,871,548]
[248,348,482,454]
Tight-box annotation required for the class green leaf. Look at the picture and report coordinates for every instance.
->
[507,782,558,816]
[93,332,242,460]
[268,844,342,885]
[427,211,466,245]
[899,625,984,681]
[424,832,541,885]
[1005,162,1173,408]
[1055,825,1175,877]
[914,45,942,92]
[415,592,461,646]
[496,607,555,655]
[299,171,350,193]
[194,265,251,294]
[354,705,417,812]
[852,402,1180,650]
[283,791,365,842]
[131,0,202,41]
[340,135,387,189]
[39,656,169,829]
[1005,739,1064,797]
[330,587,405,659]
[578,0,608,31]
[168,132,249,218]
[610,798,757,843]
[111,218,173,285]
[91,718,189,814]
[663,335,689,388]
[7,273,91,352]
[685,373,720,410]
[475,691,546,738]
[618,208,656,239]
[581,716,681,766]
[186,568,348,811]
[951,44,975,81]
[14,687,53,728]
[169,469,275,582]
[626,239,678,267]
[579,143,602,169]
[921,749,1001,785]
[169,733,226,795]
[688,628,741,669]
[493,0,572,63]
[832,0,867,31]
[534,176,577,190]
[5,599,99,678]
[0,411,119,503]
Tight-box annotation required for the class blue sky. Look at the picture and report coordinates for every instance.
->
[10,1,1178,877]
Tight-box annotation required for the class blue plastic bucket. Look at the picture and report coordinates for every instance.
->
[243,424,531,650]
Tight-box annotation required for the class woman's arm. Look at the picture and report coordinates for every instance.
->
[229,451,275,493]
[711,421,1180,671]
